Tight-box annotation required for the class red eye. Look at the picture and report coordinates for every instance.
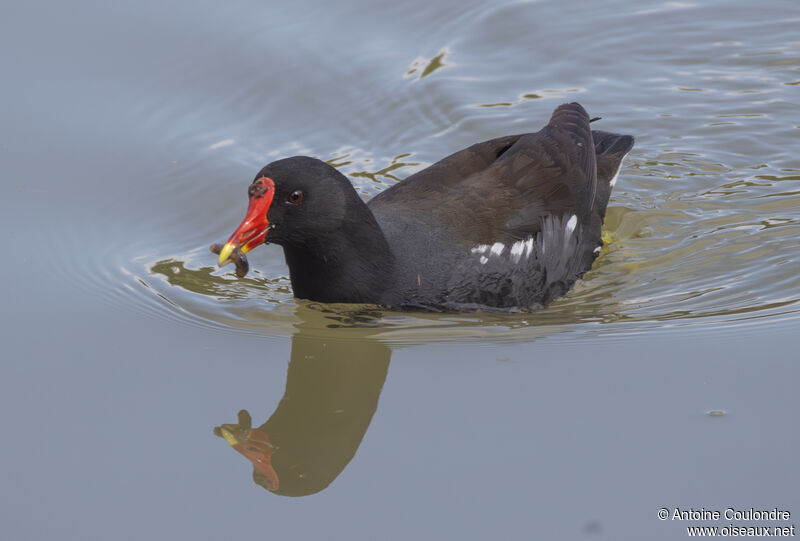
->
[287,190,304,204]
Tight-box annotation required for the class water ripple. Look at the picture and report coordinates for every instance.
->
[48,0,800,346]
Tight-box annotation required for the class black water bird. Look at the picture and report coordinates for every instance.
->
[214,102,633,310]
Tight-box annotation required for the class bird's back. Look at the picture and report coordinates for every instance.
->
[368,102,633,309]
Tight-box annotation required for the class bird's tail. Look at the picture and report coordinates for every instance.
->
[591,129,634,219]
[547,103,598,216]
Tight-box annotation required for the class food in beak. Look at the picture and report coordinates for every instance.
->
[210,243,249,277]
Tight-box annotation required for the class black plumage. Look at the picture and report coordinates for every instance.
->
[219,102,633,310]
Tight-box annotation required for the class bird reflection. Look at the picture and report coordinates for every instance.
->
[214,322,390,497]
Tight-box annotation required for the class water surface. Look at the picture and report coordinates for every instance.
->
[1,0,798,539]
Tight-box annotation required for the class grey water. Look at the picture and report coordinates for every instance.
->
[1,0,798,539]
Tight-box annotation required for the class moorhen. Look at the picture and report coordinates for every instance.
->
[213,102,633,310]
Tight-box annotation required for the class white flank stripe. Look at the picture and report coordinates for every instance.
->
[490,242,505,256]
[610,154,628,188]
[566,214,578,234]
[510,240,525,263]
[525,238,534,258]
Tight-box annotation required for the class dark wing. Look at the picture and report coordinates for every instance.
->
[368,103,599,246]
[368,133,524,206]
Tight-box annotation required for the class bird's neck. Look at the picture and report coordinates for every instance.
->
[282,209,394,304]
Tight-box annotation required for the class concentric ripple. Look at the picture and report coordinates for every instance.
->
[58,149,800,347]
[50,0,800,346]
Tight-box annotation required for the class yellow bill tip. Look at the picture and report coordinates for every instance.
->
[217,242,236,267]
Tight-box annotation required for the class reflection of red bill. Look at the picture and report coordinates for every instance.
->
[218,426,279,491]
